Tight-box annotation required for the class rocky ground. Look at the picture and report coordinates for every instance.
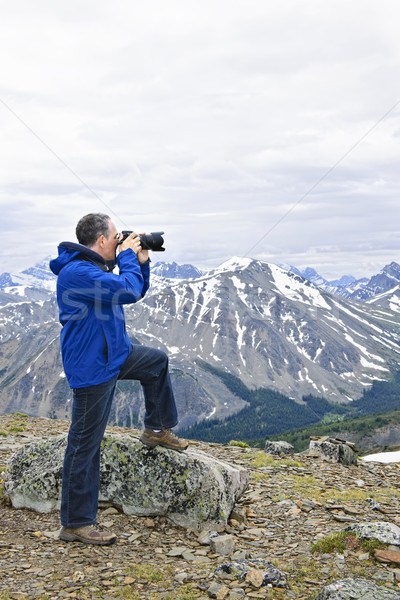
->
[1,413,400,599]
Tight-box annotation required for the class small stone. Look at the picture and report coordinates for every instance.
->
[229,519,241,528]
[393,569,400,583]
[232,550,248,561]
[144,518,156,527]
[246,568,265,588]
[101,520,114,528]
[245,528,265,538]
[210,535,236,556]
[42,529,61,540]
[31,531,42,538]
[102,507,119,516]
[167,546,188,557]
[374,549,400,565]
[229,588,246,600]
[230,508,247,524]
[207,582,230,599]
[357,552,370,561]
[198,529,219,545]
[174,572,189,584]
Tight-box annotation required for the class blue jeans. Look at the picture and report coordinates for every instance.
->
[60,344,178,528]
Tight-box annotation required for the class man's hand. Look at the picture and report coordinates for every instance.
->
[119,232,149,265]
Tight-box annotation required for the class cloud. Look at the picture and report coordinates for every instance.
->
[0,0,399,278]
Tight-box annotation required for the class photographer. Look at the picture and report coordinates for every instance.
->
[50,212,187,546]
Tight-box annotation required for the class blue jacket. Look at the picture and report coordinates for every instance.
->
[49,242,150,388]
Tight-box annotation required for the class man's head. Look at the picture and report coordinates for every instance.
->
[76,213,120,261]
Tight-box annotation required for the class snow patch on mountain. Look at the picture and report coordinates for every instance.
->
[0,256,56,292]
[269,263,331,309]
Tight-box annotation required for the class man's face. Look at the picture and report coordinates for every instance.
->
[98,220,121,261]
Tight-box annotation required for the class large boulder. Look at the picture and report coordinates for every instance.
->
[314,578,400,599]
[264,440,294,455]
[309,436,358,465]
[343,522,400,546]
[4,433,249,531]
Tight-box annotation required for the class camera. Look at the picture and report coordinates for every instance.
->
[119,231,165,252]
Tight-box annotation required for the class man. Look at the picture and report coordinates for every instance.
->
[50,213,187,546]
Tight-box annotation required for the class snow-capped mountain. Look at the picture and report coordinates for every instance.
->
[287,266,329,287]
[288,262,400,302]
[129,257,400,402]
[0,256,56,294]
[366,285,400,313]
[349,262,400,302]
[1,256,400,428]
[151,261,203,279]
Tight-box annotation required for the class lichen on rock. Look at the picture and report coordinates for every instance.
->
[314,578,400,599]
[4,432,249,531]
[343,521,400,546]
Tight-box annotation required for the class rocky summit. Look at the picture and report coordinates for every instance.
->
[2,414,400,599]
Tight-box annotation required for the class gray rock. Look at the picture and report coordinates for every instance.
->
[198,529,219,545]
[207,582,230,599]
[365,498,381,511]
[264,440,294,455]
[4,432,248,531]
[344,522,400,546]
[215,559,287,588]
[309,437,358,465]
[210,534,236,556]
[314,578,400,599]
[229,589,246,600]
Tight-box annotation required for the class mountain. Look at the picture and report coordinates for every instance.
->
[366,285,400,313]
[0,256,57,293]
[287,266,328,287]
[1,256,400,430]
[151,261,203,279]
[349,262,400,302]
[288,262,400,303]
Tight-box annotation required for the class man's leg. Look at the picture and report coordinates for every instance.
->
[118,345,188,450]
[60,377,118,541]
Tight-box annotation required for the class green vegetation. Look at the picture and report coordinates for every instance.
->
[262,409,400,453]
[0,412,29,437]
[126,563,165,583]
[228,439,249,448]
[251,452,302,469]
[181,363,400,448]
[311,531,386,556]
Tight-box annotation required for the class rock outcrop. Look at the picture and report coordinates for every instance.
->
[4,432,249,531]
[309,436,358,465]
[344,522,400,546]
[264,440,294,455]
[314,578,400,599]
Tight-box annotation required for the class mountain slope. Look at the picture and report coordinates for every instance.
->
[126,257,400,403]
[0,256,56,293]
[151,261,203,279]
[0,257,400,428]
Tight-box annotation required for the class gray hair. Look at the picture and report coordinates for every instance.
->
[75,213,111,247]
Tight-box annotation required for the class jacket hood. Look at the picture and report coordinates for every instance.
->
[49,242,107,275]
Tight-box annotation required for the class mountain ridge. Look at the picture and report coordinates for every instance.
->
[0,256,399,431]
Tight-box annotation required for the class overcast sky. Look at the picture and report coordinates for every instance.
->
[0,0,399,279]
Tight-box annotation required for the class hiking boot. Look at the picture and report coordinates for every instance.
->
[140,428,188,452]
[59,524,117,545]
